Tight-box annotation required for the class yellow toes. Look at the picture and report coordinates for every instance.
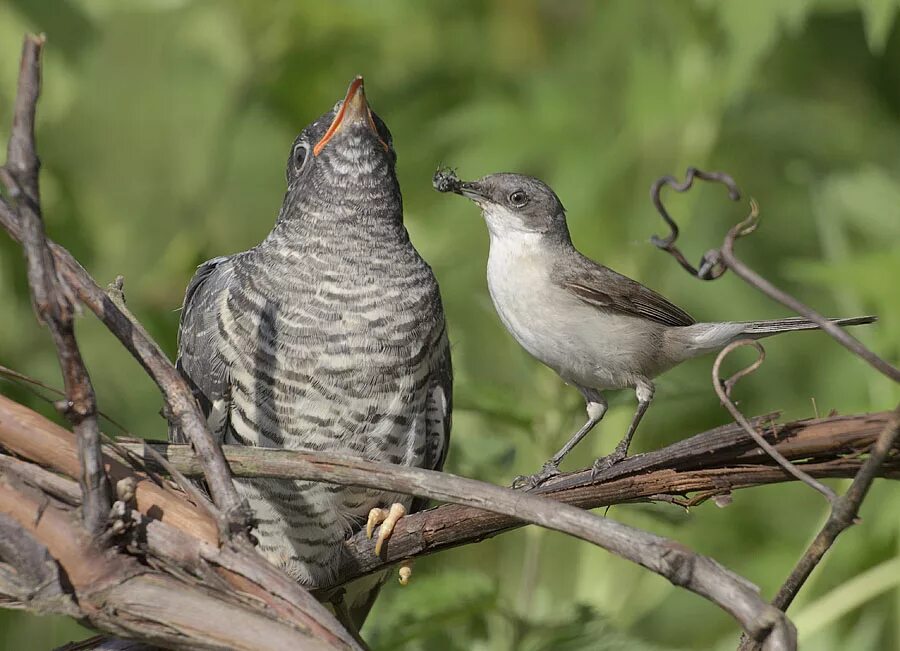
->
[366,507,389,540]
[398,561,413,586]
[374,502,406,556]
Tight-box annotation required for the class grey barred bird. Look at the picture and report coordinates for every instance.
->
[171,77,451,626]
[434,169,874,488]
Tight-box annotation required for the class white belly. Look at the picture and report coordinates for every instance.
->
[485,234,665,390]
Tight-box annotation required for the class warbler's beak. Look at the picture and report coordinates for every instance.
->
[433,168,489,203]
[458,181,489,202]
[314,76,388,156]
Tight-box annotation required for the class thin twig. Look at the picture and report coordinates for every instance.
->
[770,406,900,610]
[712,340,837,502]
[738,406,900,651]
[1,35,111,535]
[650,167,741,280]
[650,168,899,382]
[648,167,900,651]
[0,203,251,540]
[0,45,251,541]
[0,363,133,435]
[720,200,900,383]
[139,442,217,519]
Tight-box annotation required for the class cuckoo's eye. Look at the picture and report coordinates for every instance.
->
[509,190,528,208]
[293,143,309,171]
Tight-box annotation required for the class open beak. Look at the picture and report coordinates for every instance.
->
[313,76,389,156]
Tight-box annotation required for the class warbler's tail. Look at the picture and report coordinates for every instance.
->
[672,315,877,362]
[738,315,877,337]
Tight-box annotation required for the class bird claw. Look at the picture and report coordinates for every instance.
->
[398,561,413,586]
[366,502,407,556]
[590,445,628,479]
[511,461,560,490]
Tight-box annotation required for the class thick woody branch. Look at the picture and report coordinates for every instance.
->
[112,411,897,586]
[0,473,350,651]
[0,397,360,650]
[0,513,79,615]
[6,405,895,648]
[0,37,250,541]
[0,397,808,649]
[1,34,111,535]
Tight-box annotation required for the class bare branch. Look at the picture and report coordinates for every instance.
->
[0,394,802,649]
[0,396,361,650]
[649,167,740,280]
[650,168,899,382]
[738,407,900,651]
[5,34,43,204]
[0,44,250,542]
[0,513,79,615]
[712,340,837,502]
[0,473,349,651]
[770,406,900,609]
[1,34,111,535]
[647,167,900,650]
[720,200,900,383]
[107,411,897,587]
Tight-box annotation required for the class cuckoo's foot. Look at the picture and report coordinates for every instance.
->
[398,560,413,586]
[590,441,630,479]
[366,502,407,556]
[512,461,560,490]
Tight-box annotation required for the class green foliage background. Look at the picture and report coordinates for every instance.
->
[1,1,899,649]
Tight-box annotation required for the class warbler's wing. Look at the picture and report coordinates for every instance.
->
[556,253,695,327]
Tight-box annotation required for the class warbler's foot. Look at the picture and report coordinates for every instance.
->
[512,461,560,490]
[366,502,407,555]
[590,444,629,478]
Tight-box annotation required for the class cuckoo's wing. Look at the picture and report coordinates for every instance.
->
[425,331,453,474]
[407,327,453,517]
[555,253,695,328]
[169,255,235,445]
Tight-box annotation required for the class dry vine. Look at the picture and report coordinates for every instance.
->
[650,168,900,650]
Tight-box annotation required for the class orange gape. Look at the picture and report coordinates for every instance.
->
[313,76,388,156]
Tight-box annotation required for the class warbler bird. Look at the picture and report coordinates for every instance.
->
[434,169,872,488]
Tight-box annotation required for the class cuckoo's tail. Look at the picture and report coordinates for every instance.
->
[738,315,877,337]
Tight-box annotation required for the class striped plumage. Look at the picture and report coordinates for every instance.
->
[170,79,451,606]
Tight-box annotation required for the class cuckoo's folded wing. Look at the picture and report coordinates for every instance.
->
[169,255,235,445]
[555,253,695,328]
[425,329,453,475]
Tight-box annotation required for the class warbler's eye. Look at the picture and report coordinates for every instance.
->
[509,190,528,207]
[293,143,309,170]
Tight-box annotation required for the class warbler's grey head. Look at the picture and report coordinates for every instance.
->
[282,76,399,220]
[435,170,567,238]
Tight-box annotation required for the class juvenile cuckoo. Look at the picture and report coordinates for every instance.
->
[434,169,873,488]
[171,78,451,624]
